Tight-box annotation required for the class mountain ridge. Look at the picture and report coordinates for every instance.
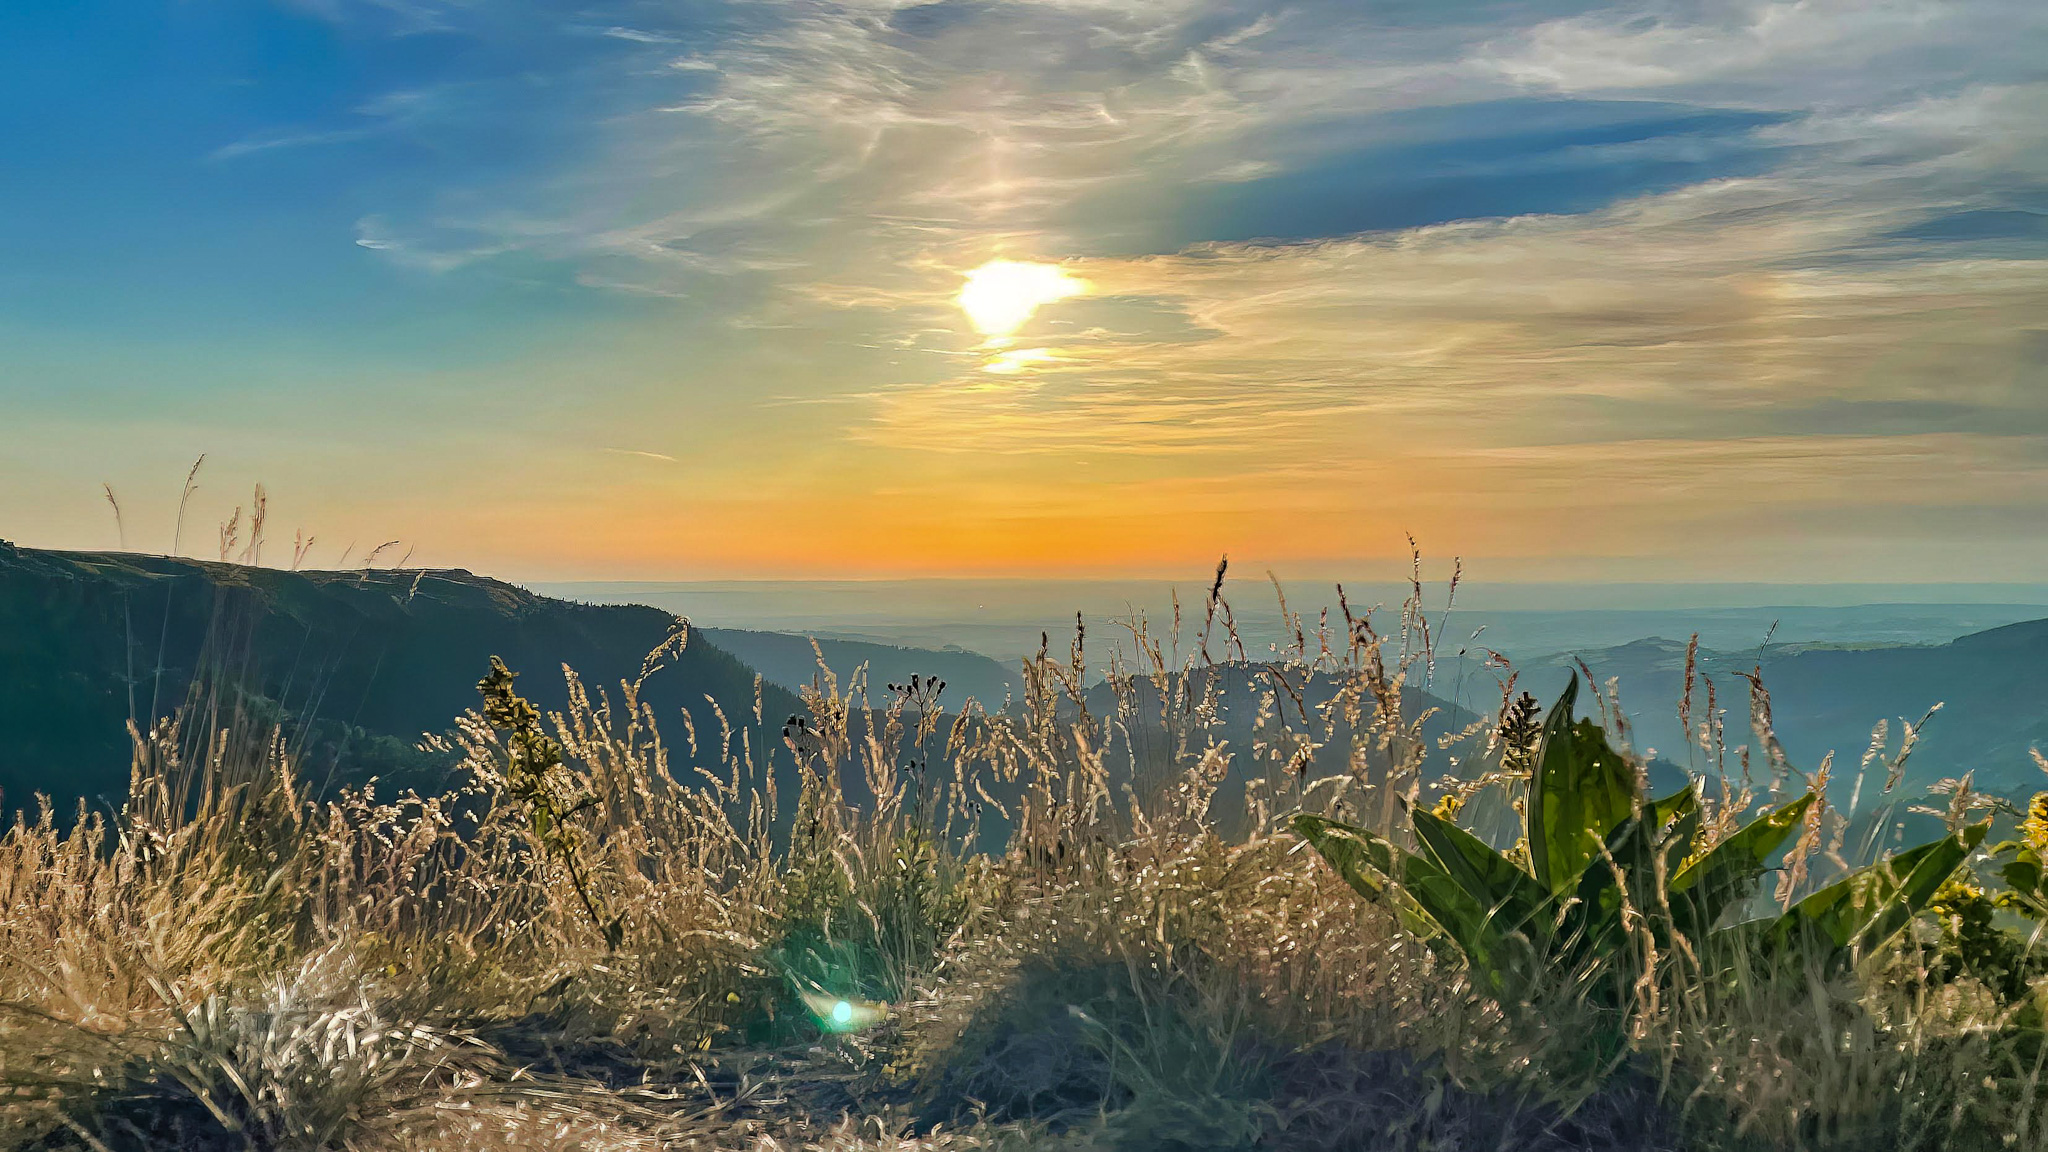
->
[0,540,802,813]
[1519,616,2048,796]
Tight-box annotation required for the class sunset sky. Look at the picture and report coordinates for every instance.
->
[3,0,2044,582]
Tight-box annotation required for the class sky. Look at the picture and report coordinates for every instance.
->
[2,0,2045,583]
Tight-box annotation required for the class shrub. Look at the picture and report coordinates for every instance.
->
[1296,673,1986,1074]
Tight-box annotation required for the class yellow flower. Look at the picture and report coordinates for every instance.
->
[1505,838,1531,870]
[2022,792,2048,855]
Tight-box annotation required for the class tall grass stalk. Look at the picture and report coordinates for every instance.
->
[1,562,2042,1150]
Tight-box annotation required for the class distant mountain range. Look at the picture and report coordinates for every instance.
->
[1513,621,2048,799]
[0,541,800,815]
[695,627,1022,713]
[534,579,2048,668]
[6,540,2046,824]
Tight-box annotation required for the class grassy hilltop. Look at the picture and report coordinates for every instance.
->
[0,540,799,813]
[2,551,2048,1151]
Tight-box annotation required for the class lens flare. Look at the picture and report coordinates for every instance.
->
[799,987,888,1032]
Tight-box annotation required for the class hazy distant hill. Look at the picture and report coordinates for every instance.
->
[533,578,2048,672]
[0,541,801,815]
[13,537,2043,827]
[1522,620,2048,797]
[695,627,1022,711]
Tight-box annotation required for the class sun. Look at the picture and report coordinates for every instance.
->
[955,259,1087,340]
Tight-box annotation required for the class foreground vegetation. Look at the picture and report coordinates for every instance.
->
[3,572,2046,1151]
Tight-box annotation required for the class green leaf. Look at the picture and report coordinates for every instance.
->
[1397,848,1536,991]
[1526,675,1640,894]
[1528,788,1675,974]
[1668,793,1814,938]
[1293,813,1406,901]
[1996,849,2048,919]
[2000,854,2044,895]
[1611,785,1701,892]
[1391,849,1487,942]
[1650,786,1699,834]
[1294,813,1462,960]
[1653,804,1708,933]
[1773,820,1988,955]
[1410,808,1554,944]
[1652,789,1705,893]
[1571,785,1701,936]
[1306,807,1557,994]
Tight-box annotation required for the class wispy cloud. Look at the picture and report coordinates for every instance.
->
[860,75,2048,449]
[1476,0,2042,102]
[211,125,378,160]
[278,0,470,36]
[146,0,2048,573]
[589,26,680,45]
[352,216,512,273]
[211,84,461,161]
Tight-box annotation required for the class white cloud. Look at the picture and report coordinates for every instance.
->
[1478,0,2046,106]
[353,216,510,273]
[328,0,2048,567]
[855,78,2048,469]
[212,125,376,160]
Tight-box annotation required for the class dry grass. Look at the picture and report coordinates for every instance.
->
[0,566,2042,1150]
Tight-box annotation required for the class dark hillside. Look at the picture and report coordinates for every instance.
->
[0,541,801,814]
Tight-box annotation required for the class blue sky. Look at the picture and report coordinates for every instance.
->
[2,0,2044,581]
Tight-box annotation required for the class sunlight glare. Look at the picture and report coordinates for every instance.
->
[956,259,1086,339]
[982,347,1057,374]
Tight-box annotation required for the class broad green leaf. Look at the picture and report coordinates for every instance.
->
[1773,820,1987,954]
[1997,849,2048,919]
[1397,848,1537,993]
[1523,674,1577,892]
[1294,814,1460,961]
[1668,793,1814,938]
[1293,813,1406,901]
[1296,813,1531,982]
[1395,848,1491,951]
[1526,675,1639,894]
[1659,800,1705,883]
[1581,783,1700,877]
[1410,808,1554,943]
[1649,800,1708,956]
[1620,785,1702,896]
[1650,786,1699,834]
[1842,818,1986,954]
[1573,786,1700,932]
[2000,854,2044,897]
